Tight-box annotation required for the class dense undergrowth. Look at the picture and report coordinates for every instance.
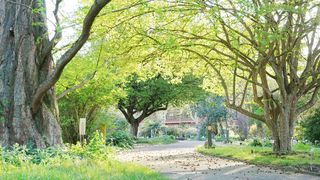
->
[0,132,165,180]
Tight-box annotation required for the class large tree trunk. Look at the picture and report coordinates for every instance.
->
[0,0,62,147]
[130,121,140,138]
[266,97,296,154]
[269,119,294,154]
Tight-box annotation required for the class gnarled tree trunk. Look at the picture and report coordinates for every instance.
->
[0,0,62,147]
[0,0,111,147]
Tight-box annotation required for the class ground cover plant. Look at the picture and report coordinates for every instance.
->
[136,135,177,145]
[0,132,165,180]
[198,143,320,174]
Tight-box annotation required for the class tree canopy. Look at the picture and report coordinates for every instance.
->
[118,73,205,136]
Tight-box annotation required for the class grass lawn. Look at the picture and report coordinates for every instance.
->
[136,135,177,145]
[0,158,166,180]
[197,143,320,173]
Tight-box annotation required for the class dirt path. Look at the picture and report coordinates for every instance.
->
[116,141,319,180]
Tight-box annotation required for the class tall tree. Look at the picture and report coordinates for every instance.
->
[127,0,320,154]
[193,0,320,154]
[118,73,205,137]
[0,0,111,147]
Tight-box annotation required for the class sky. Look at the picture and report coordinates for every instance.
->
[46,0,79,39]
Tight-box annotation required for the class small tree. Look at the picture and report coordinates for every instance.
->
[118,73,205,137]
[192,95,227,147]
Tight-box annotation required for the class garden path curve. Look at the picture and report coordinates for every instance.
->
[116,141,319,180]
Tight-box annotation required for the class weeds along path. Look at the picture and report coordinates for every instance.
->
[116,141,318,180]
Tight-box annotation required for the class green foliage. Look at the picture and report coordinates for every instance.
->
[214,135,225,142]
[118,73,206,137]
[192,95,227,126]
[301,108,320,144]
[112,118,130,131]
[250,139,263,147]
[119,73,205,112]
[1,160,166,180]
[57,41,129,143]
[192,95,227,140]
[0,132,165,179]
[1,132,109,168]
[140,120,164,137]
[0,143,165,179]
[166,126,180,137]
[85,131,110,159]
[301,108,320,143]
[106,131,134,148]
[136,135,176,145]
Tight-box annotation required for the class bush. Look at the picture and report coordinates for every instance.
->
[215,135,224,142]
[136,135,176,145]
[301,108,320,144]
[263,139,273,147]
[250,139,263,147]
[106,131,134,148]
[1,132,111,167]
[166,126,180,137]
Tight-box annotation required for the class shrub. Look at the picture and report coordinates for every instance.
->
[106,131,134,148]
[301,108,320,144]
[136,135,176,145]
[166,126,180,137]
[215,135,224,142]
[250,139,263,147]
[1,132,112,168]
[263,139,273,147]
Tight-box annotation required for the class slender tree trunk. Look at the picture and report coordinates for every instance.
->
[218,120,225,139]
[225,120,230,142]
[130,121,140,137]
[207,129,212,147]
[0,0,62,147]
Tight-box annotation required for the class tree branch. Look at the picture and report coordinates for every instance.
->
[226,103,265,123]
[57,42,104,100]
[31,0,111,114]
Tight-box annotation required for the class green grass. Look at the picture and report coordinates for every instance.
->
[0,159,166,180]
[0,132,166,180]
[136,135,177,145]
[197,143,320,168]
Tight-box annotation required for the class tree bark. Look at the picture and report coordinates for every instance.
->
[130,121,139,137]
[225,119,230,143]
[207,129,213,147]
[0,0,62,147]
[269,120,293,154]
[266,97,297,154]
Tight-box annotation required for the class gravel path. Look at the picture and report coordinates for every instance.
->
[116,141,319,180]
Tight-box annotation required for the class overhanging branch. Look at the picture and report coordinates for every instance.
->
[32,0,111,114]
